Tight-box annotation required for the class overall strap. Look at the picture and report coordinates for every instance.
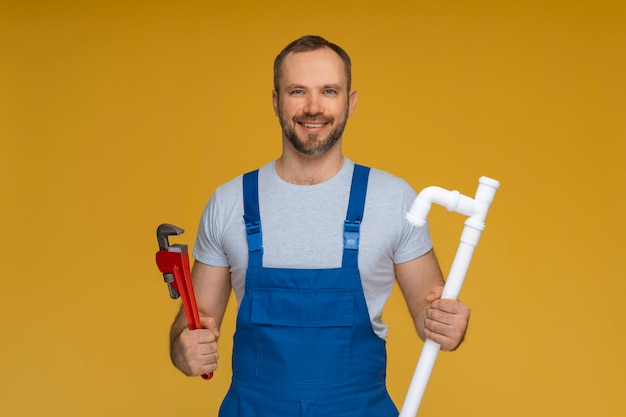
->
[242,170,263,267]
[342,164,370,268]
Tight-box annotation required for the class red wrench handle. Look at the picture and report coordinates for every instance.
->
[156,247,213,380]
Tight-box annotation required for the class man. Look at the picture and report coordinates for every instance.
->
[169,35,470,416]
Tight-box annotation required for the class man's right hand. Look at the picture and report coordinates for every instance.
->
[171,316,220,377]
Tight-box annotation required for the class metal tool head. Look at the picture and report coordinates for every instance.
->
[157,223,184,250]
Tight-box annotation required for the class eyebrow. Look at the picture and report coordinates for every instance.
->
[284,83,344,91]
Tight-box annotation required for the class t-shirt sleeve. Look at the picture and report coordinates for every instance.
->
[192,192,231,268]
[392,181,434,264]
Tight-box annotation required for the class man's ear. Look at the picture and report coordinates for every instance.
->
[348,90,358,116]
[272,89,279,117]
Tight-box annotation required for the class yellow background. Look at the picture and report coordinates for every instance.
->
[1,0,624,416]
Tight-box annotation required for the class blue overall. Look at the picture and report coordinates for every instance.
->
[218,165,398,417]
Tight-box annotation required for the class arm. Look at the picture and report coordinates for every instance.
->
[395,249,470,351]
[169,261,231,376]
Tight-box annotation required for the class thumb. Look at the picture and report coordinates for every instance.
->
[200,316,220,337]
[426,285,444,303]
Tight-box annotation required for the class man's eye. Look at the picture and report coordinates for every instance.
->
[291,89,304,95]
[323,89,337,95]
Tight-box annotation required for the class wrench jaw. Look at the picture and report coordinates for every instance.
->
[156,224,186,299]
[157,223,184,251]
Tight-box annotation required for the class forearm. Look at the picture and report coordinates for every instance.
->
[169,306,189,370]
[411,297,431,342]
[395,250,445,341]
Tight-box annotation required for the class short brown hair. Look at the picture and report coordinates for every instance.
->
[273,35,352,93]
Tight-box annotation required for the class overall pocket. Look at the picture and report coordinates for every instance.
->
[251,287,354,384]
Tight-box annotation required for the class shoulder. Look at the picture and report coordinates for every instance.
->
[212,162,275,202]
[364,165,417,202]
[213,174,243,199]
[368,166,409,186]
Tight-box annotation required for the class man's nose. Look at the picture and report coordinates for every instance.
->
[304,92,323,115]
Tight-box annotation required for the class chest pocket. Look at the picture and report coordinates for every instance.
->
[251,287,354,384]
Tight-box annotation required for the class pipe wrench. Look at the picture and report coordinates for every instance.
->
[155,223,212,380]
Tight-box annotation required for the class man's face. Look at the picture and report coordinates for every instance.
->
[273,47,358,157]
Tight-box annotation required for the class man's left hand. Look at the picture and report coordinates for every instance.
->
[423,286,471,351]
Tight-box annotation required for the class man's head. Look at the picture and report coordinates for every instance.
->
[272,35,357,157]
[273,35,352,94]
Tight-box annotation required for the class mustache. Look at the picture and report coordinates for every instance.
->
[294,114,333,124]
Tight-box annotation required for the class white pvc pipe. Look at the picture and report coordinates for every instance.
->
[399,176,500,417]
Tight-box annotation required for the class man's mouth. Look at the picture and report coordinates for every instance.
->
[301,122,326,129]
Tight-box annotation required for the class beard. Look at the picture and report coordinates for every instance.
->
[279,104,350,157]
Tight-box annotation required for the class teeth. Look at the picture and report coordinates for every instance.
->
[303,123,324,128]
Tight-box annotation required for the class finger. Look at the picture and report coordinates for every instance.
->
[193,329,219,344]
[424,308,469,351]
[426,308,455,326]
[429,303,470,330]
[431,298,469,315]
[425,313,454,335]
[199,360,219,376]
[179,327,217,346]
[198,346,219,360]
[184,341,219,374]
[424,317,465,348]
[424,327,460,351]
[190,354,219,377]
[426,305,469,335]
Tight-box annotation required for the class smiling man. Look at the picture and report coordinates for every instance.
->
[274,45,357,160]
[169,35,470,417]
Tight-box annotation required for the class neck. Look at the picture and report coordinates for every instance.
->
[275,146,345,185]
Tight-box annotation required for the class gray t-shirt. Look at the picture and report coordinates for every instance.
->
[193,159,433,338]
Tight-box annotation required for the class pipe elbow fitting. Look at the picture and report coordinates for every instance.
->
[406,186,475,227]
[406,186,444,227]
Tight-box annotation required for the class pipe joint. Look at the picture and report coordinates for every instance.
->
[406,186,477,228]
